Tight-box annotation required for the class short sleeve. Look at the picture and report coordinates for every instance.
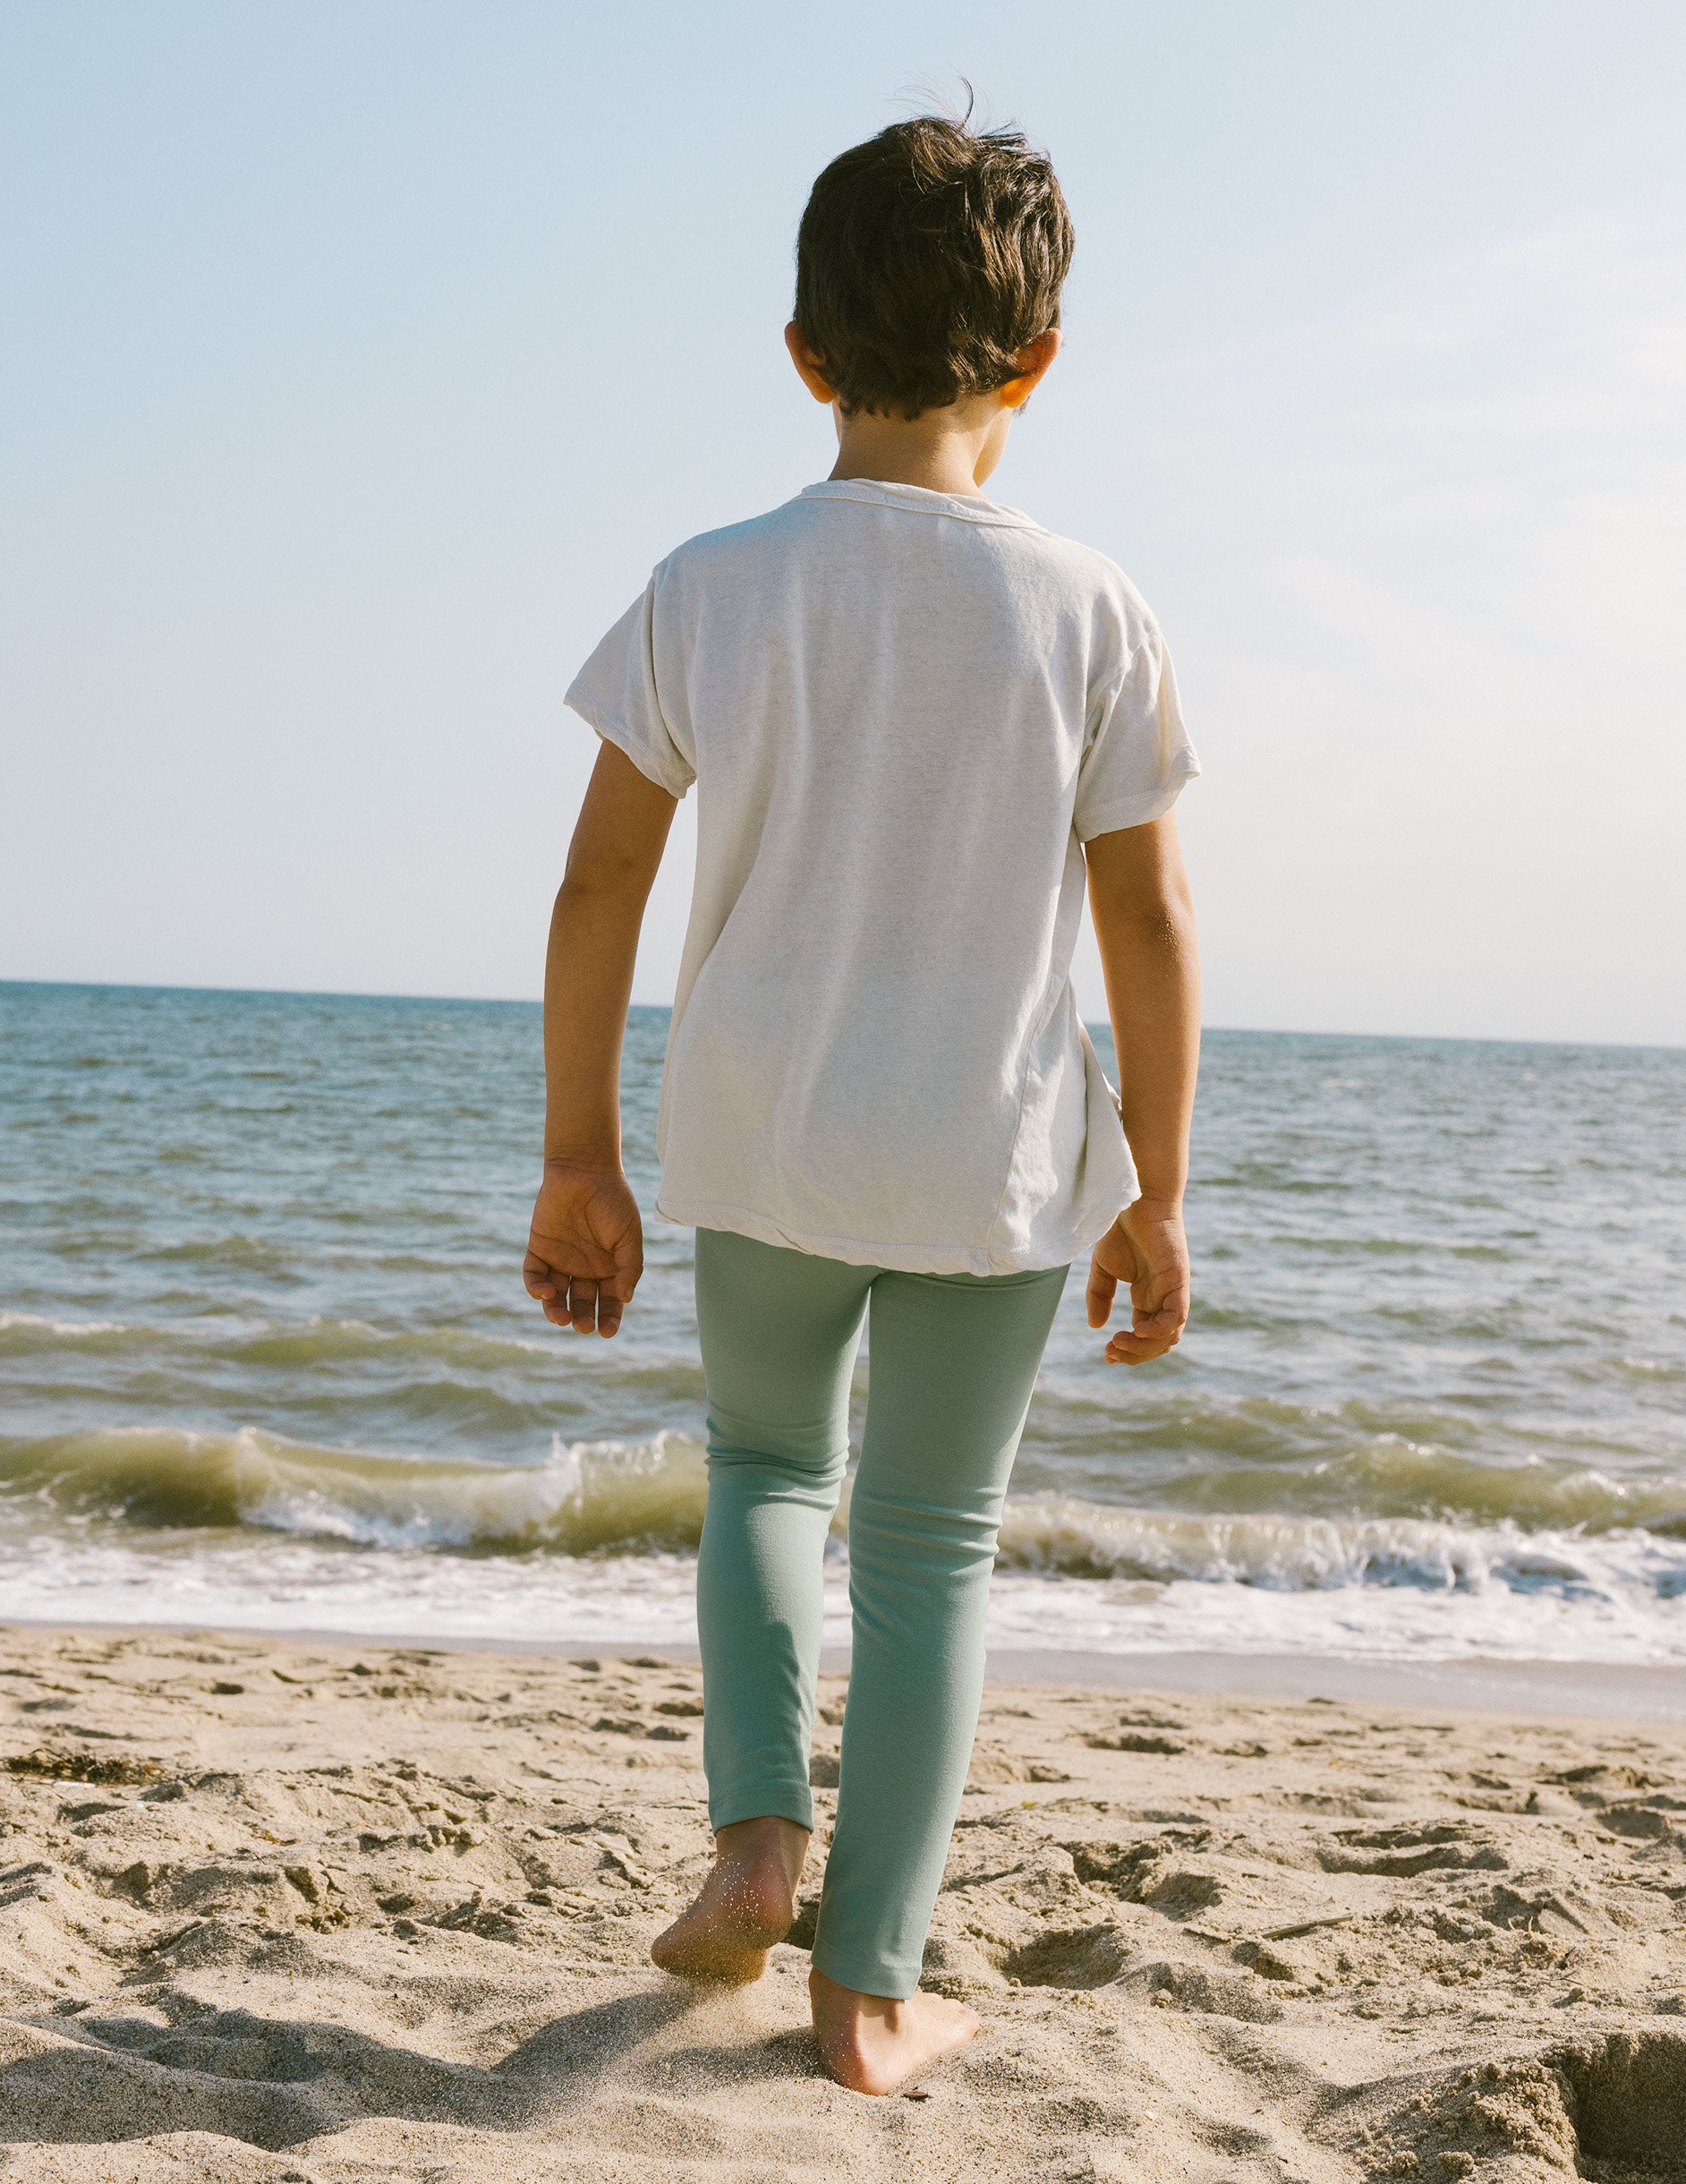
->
[1073,625,1200,842]
[564,576,696,798]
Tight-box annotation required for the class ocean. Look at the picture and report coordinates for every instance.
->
[2,981,1682,1666]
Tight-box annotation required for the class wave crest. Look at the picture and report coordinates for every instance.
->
[3,1429,1684,1611]
[994,1492,1686,1601]
[0,1427,709,1554]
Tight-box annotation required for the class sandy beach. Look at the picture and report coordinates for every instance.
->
[0,1626,1682,2180]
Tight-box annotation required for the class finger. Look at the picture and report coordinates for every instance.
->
[597,1293,624,1337]
[566,1277,600,1333]
[1106,1327,1181,1364]
[1104,1327,1171,1362]
[522,1253,558,1301]
[1085,1260,1118,1329]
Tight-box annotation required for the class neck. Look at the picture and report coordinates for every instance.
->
[828,405,1004,498]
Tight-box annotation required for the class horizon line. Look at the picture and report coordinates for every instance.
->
[2,975,1681,1058]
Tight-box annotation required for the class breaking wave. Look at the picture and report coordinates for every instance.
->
[4,1429,1683,1617]
[992,1493,1686,1603]
[0,1427,710,1555]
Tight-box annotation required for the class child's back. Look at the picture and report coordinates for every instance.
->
[569,475,1196,1272]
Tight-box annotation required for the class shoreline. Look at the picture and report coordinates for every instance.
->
[4,1614,1682,1723]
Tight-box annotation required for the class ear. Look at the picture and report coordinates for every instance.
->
[998,327,1062,410]
[785,320,838,405]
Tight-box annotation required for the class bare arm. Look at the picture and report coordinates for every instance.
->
[523,741,677,1335]
[1082,814,1201,1363]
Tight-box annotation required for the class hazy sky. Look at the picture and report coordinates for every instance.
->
[4,2,1682,1044]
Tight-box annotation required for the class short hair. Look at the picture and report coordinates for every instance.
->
[794,113,1074,421]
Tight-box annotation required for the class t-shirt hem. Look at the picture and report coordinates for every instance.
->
[652,1192,1083,1278]
[1075,755,1201,843]
[564,691,695,799]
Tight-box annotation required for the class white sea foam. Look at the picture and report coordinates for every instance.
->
[1,1425,1682,1662]
[2,1533,1682,1662]
[0,1310,132,1338]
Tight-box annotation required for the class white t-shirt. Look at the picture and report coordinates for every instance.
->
[566,478,1198,1276]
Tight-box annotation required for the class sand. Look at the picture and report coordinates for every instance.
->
[1,1625,1683,2182]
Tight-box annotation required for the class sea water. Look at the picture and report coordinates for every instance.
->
[1,982,1682,1663]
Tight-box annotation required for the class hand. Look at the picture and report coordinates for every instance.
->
[1086,1199,1190,1365]
[523,1162,643,1336]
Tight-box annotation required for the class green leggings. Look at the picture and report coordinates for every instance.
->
[693,1226,1069,2000]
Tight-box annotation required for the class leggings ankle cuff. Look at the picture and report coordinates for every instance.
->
[708,1783,814,1834]
[810,1933,922,2001]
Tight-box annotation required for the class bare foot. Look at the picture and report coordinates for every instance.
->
[650,1815,809,1984]
[809,1965,980,2094]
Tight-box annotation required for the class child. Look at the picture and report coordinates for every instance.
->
[524,112,1200,2095]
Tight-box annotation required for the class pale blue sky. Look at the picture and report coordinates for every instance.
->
[4,2,1682,1042]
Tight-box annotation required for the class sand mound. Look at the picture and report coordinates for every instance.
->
[2,1626,1684,2180]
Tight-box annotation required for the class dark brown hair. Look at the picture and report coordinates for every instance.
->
[794,112,1074,421]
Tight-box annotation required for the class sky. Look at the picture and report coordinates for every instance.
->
[3,1,1682,1045]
